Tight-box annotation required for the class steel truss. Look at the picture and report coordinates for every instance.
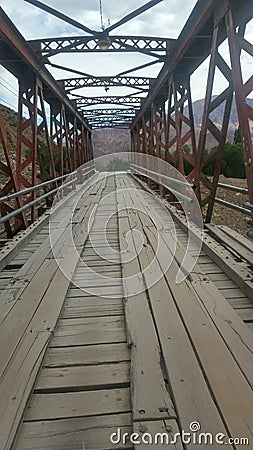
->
[30,36,174,58]
[76,96,143,107]
[59,76,153,92]
[1,0,253,231]
[82,109,136,117]
[131,0,253,222]
[0,7,92,237]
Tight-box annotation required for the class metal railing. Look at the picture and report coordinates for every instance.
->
[217,182,248,195]
[130,163,193,203]
[214,198,252,216]
[216,182,252,216]
[0,167,95,226]
[131,165,252,217]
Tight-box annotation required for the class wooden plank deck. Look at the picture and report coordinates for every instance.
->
[0,172,252,450]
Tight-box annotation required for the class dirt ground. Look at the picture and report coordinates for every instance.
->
[207,175,253,237]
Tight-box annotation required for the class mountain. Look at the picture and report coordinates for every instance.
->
[191,96,253,126]
[92,128,130,158]
[189,96,253,147]
[1,96,252,160]
[0,104,19,151]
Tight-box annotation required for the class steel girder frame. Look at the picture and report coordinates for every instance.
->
[0,113,28,238]
[29,36,173,58]
[59,76,153,91]
[131,0,253,223]
[0,7,92,237]
[194,1,253,222]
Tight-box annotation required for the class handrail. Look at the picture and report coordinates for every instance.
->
[0,174,69,205]
[217,182,248,195]
[130,163,193,203]
[0,166,93,204]
[0,168,95,226]
[215,198,252,216]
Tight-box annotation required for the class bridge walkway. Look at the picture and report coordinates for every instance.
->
[0,172,252,450]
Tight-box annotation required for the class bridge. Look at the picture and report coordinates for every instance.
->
[0,1,253,449]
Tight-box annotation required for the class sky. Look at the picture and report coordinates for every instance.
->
[0,0,252,114]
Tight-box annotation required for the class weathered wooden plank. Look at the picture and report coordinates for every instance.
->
[196,262,223,273]
[0,333,46,450]
[51,316,126,347]
[0,238,52,323]
[68,285,123,297]
[64,295,123,307]
[0,176,110,450]
[15,414,132,450]
[43,343,130,368]
[0,179,103,324]
[220,225,253,251]
[237,308,253,322]
[247,322,253,332]
[61,304,124,319]
[128,178,253,446]
[117,176,176,423]
[73,264,121,273]
[0,259,59,375]
[221,288,249,299]
[141,170,253,302]
[123,178,234,448]
[71,277,122,287]
[0,213,49,271]
[133,419,183,449]
[35,362,129,392]
[72,265,121,280]
[66,288,107,298]
[210,279,237,289]
[228,297,253,308]
[25,388,131,421]
[206,223,253,266]
[169,278,253,439]
[55,315,126,328]
[207,272,230,281]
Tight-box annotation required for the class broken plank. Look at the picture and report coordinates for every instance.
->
[15,413,132,450]
[43,343,130,368]
[25,388,131,421]
[35,362,129,392]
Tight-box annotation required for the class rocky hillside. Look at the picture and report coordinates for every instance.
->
[0,104,19,151]
[191,96,253,126]
[92,128,130,158]
[1,97,252,158]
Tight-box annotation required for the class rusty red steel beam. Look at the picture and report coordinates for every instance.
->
[131,0,252,127]
[0,7,91,133]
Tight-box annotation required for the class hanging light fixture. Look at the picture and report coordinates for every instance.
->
[97,0,111,50]
[97,35,111,50]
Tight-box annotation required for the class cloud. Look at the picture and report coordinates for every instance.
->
[1,0,252,107]
[1,0,196,38]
